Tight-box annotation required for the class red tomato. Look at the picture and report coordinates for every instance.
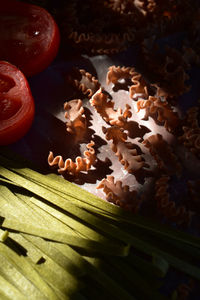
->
[0,0,60,77]
[0,61,35,145]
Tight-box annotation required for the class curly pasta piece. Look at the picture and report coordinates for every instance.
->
[179,106,200,158]
[103,126,147,173]
[137,96,180,132]
[68,31,133,55]
[90,88,132,127]
[64,99,86,141]
[102,125,127,143]
[68,68,100,98]
[48,141,96,175]
[58,0,137,55]
[129,73,149,99]
[106,65,136,85]
[141,38,191,97]
[143,134,181,175]
[97,175,141,212]
[155,175,193,226]
[106,65,151,100]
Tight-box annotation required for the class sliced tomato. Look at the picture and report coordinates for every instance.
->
[0,61,35,145]
[0,0,60,77]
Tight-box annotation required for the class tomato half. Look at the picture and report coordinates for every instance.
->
[0,0,60,77]
[0,61,35,145]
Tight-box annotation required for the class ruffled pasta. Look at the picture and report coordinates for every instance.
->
[64,99,86,141]
[57,0,136,54]
[141,37,191,97]
[143,134,181,175]
[106,65,136,85]
[67,68,100,98]
[68,31,134,54]
[90,88,132,127]
[47,61,199,230]
[103,126,147,173]
[137,95,180,133]
[97,175,141,212]
[129,73,149,99]
[48,141,96,175]
[106,65,150,100]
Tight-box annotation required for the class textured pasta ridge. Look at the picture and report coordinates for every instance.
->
[106,65,136,85]
[90,88,132,127]
[97,175,141,212]
[129,73,149,99]
[70,68,100,98]
[137,95,180,132]
[143,134,181,175]
[103,126,147,173]
[64,99,86,141]
[48,141,96,175]
[68,31,134,54]
[141,38,191,97]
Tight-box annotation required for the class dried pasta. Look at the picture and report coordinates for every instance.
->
[64,99,86,141]
[90,88,132,127]
[67,68,100,98]
[103,126,148,173]
[97,175,141,212]
[143,134,181,175]
[48,141,96,175]
[137,95,180,133]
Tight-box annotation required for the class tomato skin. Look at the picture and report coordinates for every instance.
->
[0,61,35,145]
[0,0,60,77]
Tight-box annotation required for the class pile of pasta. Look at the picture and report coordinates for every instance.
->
[49,0,199,55]
[23,0,199,55]
[48,59,200,228]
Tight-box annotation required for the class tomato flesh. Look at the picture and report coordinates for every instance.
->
[0,0,60,77]
[0,98,21,121]
[0,73,15,92]
[0,61,35,145]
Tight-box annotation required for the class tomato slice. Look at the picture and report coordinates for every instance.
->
[0,0,60,77]
[0,61,35,145]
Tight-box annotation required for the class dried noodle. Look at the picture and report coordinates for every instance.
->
[143,134,181,175]
[48,141,96,175]
[67,68,100,98]
[137,95,180,133]
[141,37,191,97]
[97,175,141,212]
[90,88,132,127]
[106,66,136,85]
[64,99,86,141]
[102,126,148,173]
